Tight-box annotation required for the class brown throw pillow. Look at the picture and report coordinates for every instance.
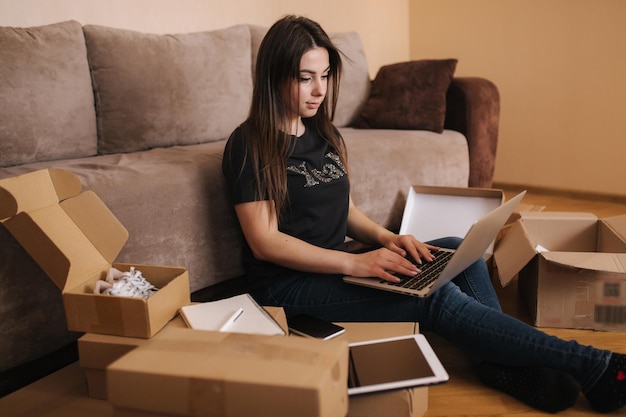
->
[353,59,457,133]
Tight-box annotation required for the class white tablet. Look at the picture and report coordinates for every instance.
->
[347,334,449,396]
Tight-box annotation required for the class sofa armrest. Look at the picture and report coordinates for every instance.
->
[444,77,500,188]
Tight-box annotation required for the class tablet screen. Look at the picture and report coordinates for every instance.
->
[347,334,448,395]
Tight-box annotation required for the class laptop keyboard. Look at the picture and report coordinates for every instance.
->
[389,250,454,290]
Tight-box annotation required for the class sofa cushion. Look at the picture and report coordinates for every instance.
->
[248,25,267,76]
[246,26,370,128]
[354,59,457,133]
[84,24,253,154]
[0,20,97,168]
[340,127,469,231]
[330,32,371,127]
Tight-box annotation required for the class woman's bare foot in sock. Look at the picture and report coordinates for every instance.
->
[585,352,626,413]
[478,362,580,413]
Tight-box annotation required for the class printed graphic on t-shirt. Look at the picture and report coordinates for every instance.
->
[287,152,346,187]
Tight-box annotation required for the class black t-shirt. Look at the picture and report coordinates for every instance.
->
[222,121,350,288]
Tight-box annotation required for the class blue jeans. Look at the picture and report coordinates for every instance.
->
[251,237,611,392]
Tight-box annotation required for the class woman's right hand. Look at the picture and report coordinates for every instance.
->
[348,248,419,283]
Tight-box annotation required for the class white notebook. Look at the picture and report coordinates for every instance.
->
[179,293,285,336]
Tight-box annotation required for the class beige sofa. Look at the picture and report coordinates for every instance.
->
[0,20,499,390]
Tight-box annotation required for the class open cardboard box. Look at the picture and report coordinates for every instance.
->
[495,211,626,331]
[399,185,504,256]
[79,307,288,400]
[107,327,349,417]
[0,168,190,338]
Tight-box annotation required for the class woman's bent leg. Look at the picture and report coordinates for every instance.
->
[428,237,501,311]
[421,281,609,390]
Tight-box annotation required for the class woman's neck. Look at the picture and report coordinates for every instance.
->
[289,117,306,137]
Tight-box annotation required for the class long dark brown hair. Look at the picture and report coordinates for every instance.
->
[238,15,348,220]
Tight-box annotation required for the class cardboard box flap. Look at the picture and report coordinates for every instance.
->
[0,168,81,220]
[601,214,626,252]
[1,175,128,291]
[60,191,129,264]
[3,209,72,290]
[0,187,17,221]
[400,185,504,243]
[494,219,538,286]
[542,252,626,273]
[517,212,599,252]
[3,203,111,290]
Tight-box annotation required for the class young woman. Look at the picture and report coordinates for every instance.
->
[223,15,625,413]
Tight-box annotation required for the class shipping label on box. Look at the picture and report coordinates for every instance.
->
[592,276,626,327]
[523,262,626,331]
[0,169,190,338]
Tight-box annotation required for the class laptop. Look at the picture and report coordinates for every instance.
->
[343,191,526,297]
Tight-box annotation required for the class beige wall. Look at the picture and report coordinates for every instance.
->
[0,0,409,78]
[410,0,626,197]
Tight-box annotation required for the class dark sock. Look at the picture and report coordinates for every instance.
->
[585,353,626,413]
[478,362,580,413]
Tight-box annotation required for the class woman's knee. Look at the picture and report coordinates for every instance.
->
[421,282,465,328]
[428,236,463,250]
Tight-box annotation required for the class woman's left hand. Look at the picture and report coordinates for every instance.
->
[383,234,439,265]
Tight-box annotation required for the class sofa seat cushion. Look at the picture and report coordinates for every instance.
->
[341,128,469,231]
[0,20,97,168]
[0,128,468,293]
[0,142,243,294]
[84,24,253,154]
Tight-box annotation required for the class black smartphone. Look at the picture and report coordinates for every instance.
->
[288,314,346,340]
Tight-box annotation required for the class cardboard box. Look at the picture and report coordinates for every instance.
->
[505,202,546,226]
[79,315,188,399]
[399,185,504,255]
[0,168,190,338]
[336,322,428,417]
[106,327,349,417]
[79,307,288,399]
[494,211,626,330]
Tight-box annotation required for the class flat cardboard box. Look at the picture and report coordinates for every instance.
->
[399,185,504,256]
[78,307,288,400]
[494,211,626,330]
[336,322,428,417]
[0,168,190,338]
[106,327,349,417]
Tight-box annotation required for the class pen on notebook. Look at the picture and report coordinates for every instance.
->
[219,307,244,331]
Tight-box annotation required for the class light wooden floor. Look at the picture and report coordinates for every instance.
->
[424,187,626,417]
